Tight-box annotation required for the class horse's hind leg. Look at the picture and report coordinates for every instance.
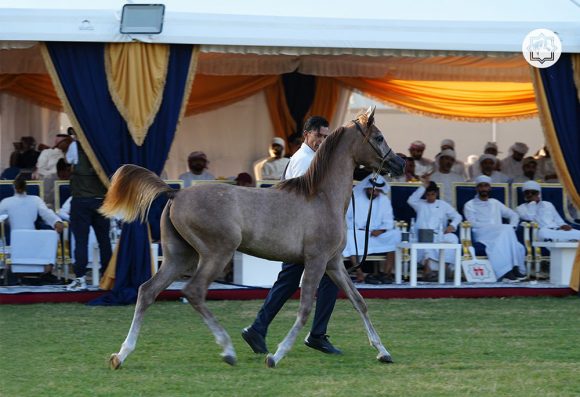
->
[266,260,327,368]
[181,252,237,366]
[325,258,393,363]
[109,258,184,369]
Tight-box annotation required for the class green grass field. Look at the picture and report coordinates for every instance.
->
[1,297,580,397]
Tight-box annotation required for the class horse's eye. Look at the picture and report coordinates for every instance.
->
[374,135,384,143]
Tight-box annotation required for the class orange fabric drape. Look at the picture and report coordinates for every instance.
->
[308,76,341,123]
[0,74,62,111]
[264,77,296,140]
[334,77,538,121]
[186,75,278,116]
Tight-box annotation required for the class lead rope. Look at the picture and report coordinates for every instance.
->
[347,156,388,273]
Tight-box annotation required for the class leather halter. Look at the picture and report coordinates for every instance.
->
[352,119,392,165]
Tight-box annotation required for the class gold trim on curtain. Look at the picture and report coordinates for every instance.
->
[185,75,278,116]
[530,66,580,292]
[308,77,341,123]
[264,76,296,140]
[0,74,62,111]
[105,43,170,146]
[334,77,538,122]
[572,54,580,103]
[39,43,111,188]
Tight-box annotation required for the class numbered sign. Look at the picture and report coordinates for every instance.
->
[461,259,497,283]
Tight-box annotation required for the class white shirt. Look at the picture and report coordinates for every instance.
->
[516,200,566,229]
[500,156,525,179]
[0,193,61,230]
[284,143,315,179]
[414,158,434,177]
[66,141,78,165]
[36,148,64,177]
[254,157,290,181]
[178,170,215,187]
[346,189,395,231]
[430,171,465,205]
[407,186,462,231]
[464,197,519,228]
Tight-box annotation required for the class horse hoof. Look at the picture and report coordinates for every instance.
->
[223,355,237,366]
[109,354,122,370]
[265,354,276,368]
[377,354,394,364]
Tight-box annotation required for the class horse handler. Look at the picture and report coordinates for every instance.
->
[242,116,342,355]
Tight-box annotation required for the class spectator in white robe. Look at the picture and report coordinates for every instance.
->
[536,146,558,182]
[463,175,526,282]
[435,139,467,178]
[253,137,290,181]
[34,134,73,208]
[516,181,580,242]
[408,140,433,177]
[407,178,462,280]
[430,149,465,204]
[513,157,544,183]
[469,141,500,179]
[501,142,529,180]
[178,151,215,187]
[343,174,401,284]
[472,154,511,184]
[0,176,64,232]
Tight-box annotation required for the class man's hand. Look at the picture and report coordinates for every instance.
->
[444,225,455,234]
[560,224,572,231]
[54,222,64,234]
[370,229,386,237]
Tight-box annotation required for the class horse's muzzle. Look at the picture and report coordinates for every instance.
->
[385,153,405,177]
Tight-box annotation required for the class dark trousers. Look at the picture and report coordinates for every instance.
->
[251,262,339,337]
[70,197,112,279]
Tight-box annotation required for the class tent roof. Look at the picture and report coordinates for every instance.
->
[1,0,579,53]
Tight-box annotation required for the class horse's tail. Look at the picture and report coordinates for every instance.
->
[100,164,176,223]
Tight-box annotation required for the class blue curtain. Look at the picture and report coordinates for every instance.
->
[539,54,580,191]
[45,42,194,305]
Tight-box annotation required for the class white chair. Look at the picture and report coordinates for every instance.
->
[10,229,58,273]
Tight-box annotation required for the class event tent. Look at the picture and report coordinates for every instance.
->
[1,1,579,299]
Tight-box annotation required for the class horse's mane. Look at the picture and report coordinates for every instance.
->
[277,126,347,197]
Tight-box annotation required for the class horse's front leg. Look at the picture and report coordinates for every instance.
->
[325,258,393,364]
[266,260,327,368]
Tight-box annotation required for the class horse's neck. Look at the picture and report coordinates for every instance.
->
[317,135,357,213]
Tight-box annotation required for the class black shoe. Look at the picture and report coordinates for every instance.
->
[512,267,527,281]
[499,270,519,283]
[378,273,393,284]
[241,326,268,354]
[304,333,343,355]
[364,274,382,285]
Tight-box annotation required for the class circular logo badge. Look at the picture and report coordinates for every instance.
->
[522,28,562,68]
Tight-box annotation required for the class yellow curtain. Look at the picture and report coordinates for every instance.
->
[105,43,170,146]
[0,74,62,111]
[308,76,341,122]
[334,77,538,121]
[264,77,296,140]
[186,75,278,116]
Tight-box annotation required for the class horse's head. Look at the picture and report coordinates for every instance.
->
[351,106,405,177]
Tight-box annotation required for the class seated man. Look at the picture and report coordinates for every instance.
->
[430,148,465,204]
[463,175,526,282]
[407,177,462,281]
[472,154,511,184]
[513,156,543,183]
[253,137,290,181]
[516,181,580,242]
[343,174,401,284]
[178,151,215,187]
[0,176,64,279]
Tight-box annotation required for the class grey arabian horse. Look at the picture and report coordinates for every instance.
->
[101,107,405,369]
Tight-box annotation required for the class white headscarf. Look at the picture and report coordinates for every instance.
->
[474,175,492,186]
[522,180,542,198]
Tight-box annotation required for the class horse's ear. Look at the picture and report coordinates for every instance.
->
[365,106,376,127]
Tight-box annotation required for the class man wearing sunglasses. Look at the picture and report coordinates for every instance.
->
[516,181,580,241]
